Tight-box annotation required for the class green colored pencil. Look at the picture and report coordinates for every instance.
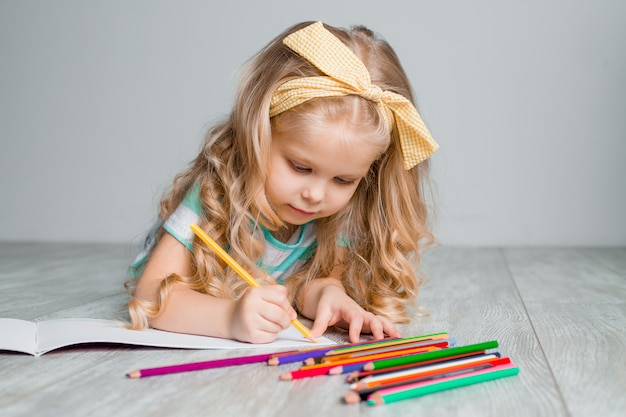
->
[367,364,519,405]
[363,340,499,371]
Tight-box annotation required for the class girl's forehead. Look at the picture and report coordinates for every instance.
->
[273,114,385,149]
[272,123,382,177]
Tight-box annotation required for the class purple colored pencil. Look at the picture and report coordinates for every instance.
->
[267,347,339,366]
[127,352,285,378]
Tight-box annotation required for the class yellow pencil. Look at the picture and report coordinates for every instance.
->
[189,223,317,343]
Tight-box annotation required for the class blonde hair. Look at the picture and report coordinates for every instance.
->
[126,21,435,328]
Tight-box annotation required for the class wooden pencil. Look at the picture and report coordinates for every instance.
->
[300,346,439,371]
[363,340,499,371]
[268,337,403,366]
[323,332,448,356]
[343,361,506,404]
[354,355,506,390]
[345,351,495,383]
[127,352,278,378]
[269,333,448,366]
[279,345,441,380]
[367,363,520,406]
[190,223,316,343]
[279,366,334,380]
[319,339,452,364]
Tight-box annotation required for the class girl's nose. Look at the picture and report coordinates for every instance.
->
[302,181,324,203]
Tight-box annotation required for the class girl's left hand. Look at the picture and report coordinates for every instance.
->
[309,285,401,343]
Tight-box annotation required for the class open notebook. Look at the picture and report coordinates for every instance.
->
[0,318,333,356]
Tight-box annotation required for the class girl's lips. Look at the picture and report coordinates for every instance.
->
[289,205,315,216]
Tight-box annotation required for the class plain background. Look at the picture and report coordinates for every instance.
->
[1,0,624,246]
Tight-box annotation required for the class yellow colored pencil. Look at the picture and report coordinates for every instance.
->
[190,224,316,343]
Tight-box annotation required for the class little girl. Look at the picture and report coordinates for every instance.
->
[126,21,439,344]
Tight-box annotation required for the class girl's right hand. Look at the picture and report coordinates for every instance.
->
[229,285,297,344]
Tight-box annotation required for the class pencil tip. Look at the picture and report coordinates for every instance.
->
[267,358,279,366]
[279,372,293,381]
[345,371,359,383]
[367,393,383,406]
[328,366,343,375]
[343,390,361,404]
[126,371,140,379]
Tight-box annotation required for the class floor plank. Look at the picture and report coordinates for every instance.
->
[408,247,566,417]
[504,248,626,417]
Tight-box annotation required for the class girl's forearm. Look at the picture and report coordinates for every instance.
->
[146,285,237,339]
[132,233,236,338]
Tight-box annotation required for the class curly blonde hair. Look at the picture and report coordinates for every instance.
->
[126,21,435,329]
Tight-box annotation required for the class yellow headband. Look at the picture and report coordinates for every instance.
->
[269,21,439,170]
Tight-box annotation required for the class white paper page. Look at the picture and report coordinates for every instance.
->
[0,318,37,355]
[35,318,333,356]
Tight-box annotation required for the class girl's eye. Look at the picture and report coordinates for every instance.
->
[335,177,356,185]
[290,162,311,173]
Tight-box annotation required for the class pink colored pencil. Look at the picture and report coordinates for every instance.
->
[127,352,294,378]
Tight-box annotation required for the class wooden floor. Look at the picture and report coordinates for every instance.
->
[1,242,624,417]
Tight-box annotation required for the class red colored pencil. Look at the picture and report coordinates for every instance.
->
[279,366,334,380]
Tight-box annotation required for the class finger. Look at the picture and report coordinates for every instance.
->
[247,329,280,344]
[368,316,385,340]
[347,315,364,343]
[259,303,293,331]
[379,316,401,338]
[257,286,296,319]
[310,309,333,338]
[257,285,288,303]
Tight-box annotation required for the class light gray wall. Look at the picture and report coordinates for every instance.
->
[1,0,624,246]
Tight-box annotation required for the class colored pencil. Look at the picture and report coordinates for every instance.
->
[318,339,454,364]
[190,223,316,343]
[349,357,511,400]
[345,351,498,382]
[268,337,403,366]
[279,366,334,380]
[363,340,499,371]
[367,363,520,405]
[300,346,440,370]
[323,332,448,356]
[269,333,448,366]
[126,352,284,378]
[344,360,510,403]
[328,362,369,375]
[354,355,505,389]
[279,346,440,380]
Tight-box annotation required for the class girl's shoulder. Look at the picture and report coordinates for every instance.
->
[180,183,203,215]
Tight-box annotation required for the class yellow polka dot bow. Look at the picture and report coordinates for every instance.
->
[269,21,439,170]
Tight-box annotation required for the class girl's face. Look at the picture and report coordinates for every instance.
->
[266,120,381,226]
